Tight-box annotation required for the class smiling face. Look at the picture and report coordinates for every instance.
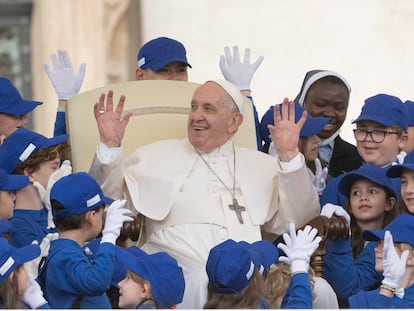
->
[400,169,414,214]
[303,79,349,139]
[118,271,150,309]
[349,179,394,229]
[187,82,243,152]
[355,121,406,167]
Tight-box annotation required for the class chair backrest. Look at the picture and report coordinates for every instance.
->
[67,80,258,172]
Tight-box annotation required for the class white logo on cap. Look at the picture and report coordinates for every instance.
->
[19,143,36,162]
[245,261,254,280]
[0,256,14,276]
[86,194,101,208]
[137,57,146,68]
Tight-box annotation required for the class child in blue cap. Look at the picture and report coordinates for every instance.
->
[0,77,42,138]
[347,213,414,308]
[0,168,29,222]
[321,164,400,304]
[0,237,48,309]
[115,246,185,309]
[402,100,414,155]
[0,128,70,248]
[204,238,279,309]
[261,101,331,195]
[39,172,132,308]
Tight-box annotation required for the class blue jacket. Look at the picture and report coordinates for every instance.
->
[323,238,381,299]
[348,284,414,308]
[43,238,115,308]
[281,273,313,309]
[10,208,55,247]
[54,111,66,136]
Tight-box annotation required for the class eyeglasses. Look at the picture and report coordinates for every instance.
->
[353,129,400,143]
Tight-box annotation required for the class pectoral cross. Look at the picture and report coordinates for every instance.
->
[229,198,246,224]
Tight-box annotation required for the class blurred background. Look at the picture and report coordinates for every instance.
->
[1,0,414,144]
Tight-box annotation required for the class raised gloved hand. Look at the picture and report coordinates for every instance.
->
[320,203,351,227]
[24,233,59,279]
[43,50,86,100]
[277,223,321,273]
[21,278,48,309]
[382,231,409,289]
[33,160,72,229]
[101,199,133,245]
[310,158,328,195]
[219,46,264,91]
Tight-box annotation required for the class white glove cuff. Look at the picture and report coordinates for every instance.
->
[100,232,117,245]
[290,259,309,274]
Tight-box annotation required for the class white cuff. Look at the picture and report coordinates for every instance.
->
[97,142,123,164]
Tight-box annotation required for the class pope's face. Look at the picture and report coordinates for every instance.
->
[187,82,242,152]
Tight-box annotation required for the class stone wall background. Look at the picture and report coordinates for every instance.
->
[31,0,414,144]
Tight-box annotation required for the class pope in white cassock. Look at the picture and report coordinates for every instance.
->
[89,79,320,308]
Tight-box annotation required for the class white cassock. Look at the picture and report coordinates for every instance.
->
[89,138,319,309]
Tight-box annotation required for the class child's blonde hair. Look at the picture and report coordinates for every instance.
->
[0,265,23,309]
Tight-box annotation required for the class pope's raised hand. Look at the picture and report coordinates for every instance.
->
[268,98,306,162]
[93,90,132,148]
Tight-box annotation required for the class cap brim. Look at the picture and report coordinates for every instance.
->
[1,174,29,191]
[2,100,42,115]
[13,243,41,265]
[250,240,279,269]
[338,173,368,196]
[387,164,414,178]
[149,59,191,71]
[301,116,331,137]
[115,246,146,272]
[362,229,385,242]
[352,114,394,126]
[43,134,69,148]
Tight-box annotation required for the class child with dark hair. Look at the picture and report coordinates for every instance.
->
[40,172,132,308]
[348,213,414,308]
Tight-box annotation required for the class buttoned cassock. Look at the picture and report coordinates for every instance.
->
[90,138,319,308]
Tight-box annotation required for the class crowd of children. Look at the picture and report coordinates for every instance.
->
[1,35,414,309]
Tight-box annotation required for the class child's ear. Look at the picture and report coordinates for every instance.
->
[142,282,151,296]
[385,197,396,212]
[8,271,14,282]
[85,210,95,224]
[406,251,414,266]
[23,167,35,182]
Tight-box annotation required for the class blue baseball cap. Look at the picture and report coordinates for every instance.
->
[0,77,42,115]
[387,149,414,178]
[0,168,29,191]
[0,128,68,174]
[116,247,185,308]
[338,164,398,197]
[362,213,414,247]
[206,239,279,294]
[137,37,191,71]
[404,100,414,126]
[112,245,147,287]
[352,94,408,130]
[260,102,331,146]
[50,172,114,219]
[0,237,40,282]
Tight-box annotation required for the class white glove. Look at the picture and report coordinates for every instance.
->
[43,50,86,100]
[33,160,72,229]
[21,278,48,309]
[24,233,58,279]
[219,46,264,91]
[101,199,133,245]
[277,223,322,273]
[320,203,351,227]
[396,151,407,165]
[382,231,409,289]
[309,158,328,195]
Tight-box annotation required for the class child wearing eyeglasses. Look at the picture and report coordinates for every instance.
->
[319,94,408,306]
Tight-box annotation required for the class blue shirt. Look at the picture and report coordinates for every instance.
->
[349,284,414,308]
[43,238,115,308]
[10,208,55,247]
[281,273,313,309]
[54,111,66,136]
[323,238,381,299]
